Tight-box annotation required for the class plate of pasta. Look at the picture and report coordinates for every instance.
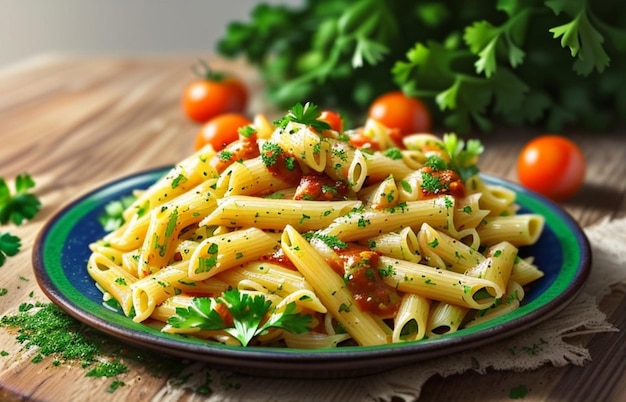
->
[33,104,591,378]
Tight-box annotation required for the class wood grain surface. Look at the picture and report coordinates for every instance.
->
[0,54,624,402]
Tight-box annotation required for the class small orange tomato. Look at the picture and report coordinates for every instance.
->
[516,135,586,201]
[368,91,431,136]
[319,110,344,132]
[194,113,252,151]
[181,61,248,124]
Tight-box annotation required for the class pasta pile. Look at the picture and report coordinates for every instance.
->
[88,104,545,348]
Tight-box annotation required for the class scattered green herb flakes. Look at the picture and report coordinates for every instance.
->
[86,359,128,378]
[509,384,529,399]
[0,302,207,394]
[107,379,126,393]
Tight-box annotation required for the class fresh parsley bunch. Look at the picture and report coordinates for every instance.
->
[217,0,626,134]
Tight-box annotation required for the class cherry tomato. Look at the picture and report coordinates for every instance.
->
[319,110,344,132]
[194,113,252,151]
[368,91,432,136]
[182,61,248,124]
[516,135,586,201]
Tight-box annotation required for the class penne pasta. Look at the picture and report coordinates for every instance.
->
[199,195,362,232]
[379,256,503,310]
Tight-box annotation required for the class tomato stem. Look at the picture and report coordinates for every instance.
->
[192,58,226,81]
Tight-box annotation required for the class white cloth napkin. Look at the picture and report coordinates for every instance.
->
[151,217,626,402]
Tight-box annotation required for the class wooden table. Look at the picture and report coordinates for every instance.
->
[0,55,624,402]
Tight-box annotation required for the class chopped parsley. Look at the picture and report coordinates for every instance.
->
[383,147,403,160]
[421,172,447,193]
[509,384,529,399]
[238,124,256,138]
[261,141,285,167]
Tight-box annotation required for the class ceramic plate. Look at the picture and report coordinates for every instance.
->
[33,167,591,378]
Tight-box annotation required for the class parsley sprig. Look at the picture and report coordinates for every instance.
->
[274,102,331,133]
[168,289,312,346]
[0,173,41,226]
[0,232,21,267]
[442,133,484,182]
[0,173,41,267]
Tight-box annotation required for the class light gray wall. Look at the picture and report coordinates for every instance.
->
[0,0,302,67]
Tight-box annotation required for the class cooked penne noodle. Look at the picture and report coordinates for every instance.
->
[510,256,544,286]
[215,261,314,296]
[361,174,399,209]
[476,214,545,246]
[417,223,485,272]
[188,227,281,281]
[215,155,295,198]
[324,138,368,191]
[131,265,189,322]
[392,293,431,342]
[362,226,421,263]
[362,151,414,183]
[122,144,217,222]
[87,252,137,316]
[107,178,219,252]
[466,176,516,217]
[465,241,518,295]
[425,302,470,337]
[281,225,389,346]
[271,121,329,172]
[453,193,490,231]
[200,195,362,232]
[321,196,453,242]
[465,281,525,327]
[378,256,503,310]
[137,179,220,276]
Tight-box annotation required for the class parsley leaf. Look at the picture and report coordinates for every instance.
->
[98,195,137,232]
[274,102,331,133]
[548,2,611,75]
[442,133,484,182]
[167,289,311,347]
[168,297,225,331]
[0,173,41,226]
[0,232,21,267]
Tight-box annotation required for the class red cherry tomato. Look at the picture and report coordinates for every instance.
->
[516,135,586,201]
[319,110,344,132]
[368,91,432,136]
[182,61,248,124]
[194,113,252,151]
